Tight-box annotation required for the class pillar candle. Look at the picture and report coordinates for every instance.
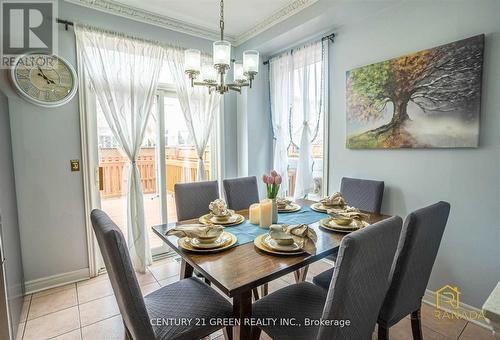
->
[259,199,273,228]
[249,203,260,225]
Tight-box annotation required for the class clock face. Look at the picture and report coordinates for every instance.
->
[12,54,77,107]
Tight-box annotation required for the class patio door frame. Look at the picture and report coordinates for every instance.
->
[80,82,224,276]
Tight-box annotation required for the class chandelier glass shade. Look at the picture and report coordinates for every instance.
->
[184,0,259,94]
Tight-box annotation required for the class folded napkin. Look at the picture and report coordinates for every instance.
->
[166,224,224,239]
[327,207,369,228]
[270,224,317,253]
[320,192,346,207]
[209,199,232,217]
[276,197,292,208]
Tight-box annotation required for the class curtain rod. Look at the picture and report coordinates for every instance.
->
[57,18,74,30]
[262,32,335,65]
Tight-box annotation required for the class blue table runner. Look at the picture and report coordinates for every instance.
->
[226,205,329,246]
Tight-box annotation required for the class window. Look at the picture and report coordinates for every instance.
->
[270,41,328,200]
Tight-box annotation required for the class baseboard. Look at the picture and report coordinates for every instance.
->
[24,268,90,295]
[423,289,492,330]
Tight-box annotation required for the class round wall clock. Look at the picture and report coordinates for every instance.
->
[10,53,78,107]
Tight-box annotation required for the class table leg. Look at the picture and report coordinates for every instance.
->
[180,259,194,279]
[233,290,252,340]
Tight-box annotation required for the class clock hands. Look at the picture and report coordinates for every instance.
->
[37,66,56,85]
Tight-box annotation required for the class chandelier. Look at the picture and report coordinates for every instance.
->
[184,0,259,95]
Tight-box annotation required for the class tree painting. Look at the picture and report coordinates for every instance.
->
[346,35,484,149]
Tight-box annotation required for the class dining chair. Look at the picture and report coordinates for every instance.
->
[313,177,385,281]
[90,209,233,340]
[251,215,403,340]
[174,180,219,221]
[223,176,260,211]
[340,177,385,214]
[377,201,450,340]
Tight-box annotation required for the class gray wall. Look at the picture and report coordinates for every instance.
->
[238,0,500,308]
[328,0,500,308]
[0,0,239,284]
[0,90,24,337]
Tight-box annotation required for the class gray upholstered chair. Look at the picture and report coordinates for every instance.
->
[174,180,219,221]
[252,216,403,340]
[340,177,385,214]
[378,201,450,340]
[313,177,385,280]
[90,209,233,340]
[223,176,260,211]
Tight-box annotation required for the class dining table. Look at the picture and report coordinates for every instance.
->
[152,198,391,340]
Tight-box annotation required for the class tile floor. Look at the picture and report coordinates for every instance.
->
[16,257,494,340]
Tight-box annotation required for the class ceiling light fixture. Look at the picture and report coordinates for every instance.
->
[184,0,259,94]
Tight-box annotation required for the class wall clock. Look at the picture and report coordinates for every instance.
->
[10,53,78,107]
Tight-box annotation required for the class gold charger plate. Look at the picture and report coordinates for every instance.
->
[178,232,237,253]
[199,213,245,226]
[278,203,301,213]
[310,202,331,213]
[319,218,369,233]
[254,234,305,256]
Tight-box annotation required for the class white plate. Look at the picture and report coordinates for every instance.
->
[263,235,302,252]
[189,234,231,249]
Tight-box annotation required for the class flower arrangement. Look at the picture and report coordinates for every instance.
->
[262,170,282,199]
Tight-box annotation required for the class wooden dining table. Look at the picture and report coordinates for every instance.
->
[152,199,390,340]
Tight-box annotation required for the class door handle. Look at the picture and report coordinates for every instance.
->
[98,166,104,191]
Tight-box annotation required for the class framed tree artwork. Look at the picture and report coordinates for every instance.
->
[346,34,484,149]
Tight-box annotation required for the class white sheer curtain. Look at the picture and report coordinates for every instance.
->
[75,25,165,273]
[269,52,292,195]
[166,48,221,181]
[291,41,323,199]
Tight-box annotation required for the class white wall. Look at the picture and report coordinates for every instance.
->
[239,0,500,308]
[0,0,239,285]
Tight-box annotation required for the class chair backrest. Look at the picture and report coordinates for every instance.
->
[318,216,403,340]
[340,177,384,213]
[378,201,450,327]
[90,209,155,340]
[223,176,260,211]
[174,180,219,221]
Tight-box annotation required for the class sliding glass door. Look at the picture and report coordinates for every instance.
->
[95,88,219,258]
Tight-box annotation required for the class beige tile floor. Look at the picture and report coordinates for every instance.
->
[16,258,495,340]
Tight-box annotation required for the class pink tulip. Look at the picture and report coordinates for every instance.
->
[266,176,274,185]
[262,174,267,183]
[271,170,279,178]
[274,175,282,185]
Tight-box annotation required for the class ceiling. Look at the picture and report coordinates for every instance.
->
[65,0,319,45]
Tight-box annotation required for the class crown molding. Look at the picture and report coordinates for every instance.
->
[64,0,318,46]
[64,0,233,42]
[234,0,319,46]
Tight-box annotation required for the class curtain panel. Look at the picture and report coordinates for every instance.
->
[269,40,327,199]
[166,48,221,182]
[75,24,165,272]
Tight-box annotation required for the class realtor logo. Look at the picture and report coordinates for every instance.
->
[0,0,57,67]
[434,284,485,321]
[435,285,460,310]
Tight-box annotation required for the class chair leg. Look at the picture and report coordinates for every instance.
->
[260,283,268,297]
[251,326,262,340]
[411,308,423,340]
[252,288,260,301]
[378,325,389,340]
[223,326,233,340]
